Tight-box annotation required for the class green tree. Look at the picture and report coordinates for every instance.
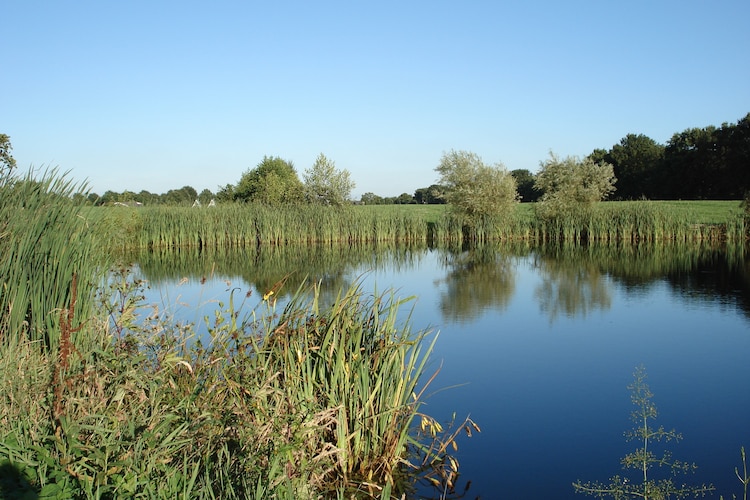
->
[534,152,616,219]
[435,150,519,219]
[662,127,719,199]
[216,183,235,203]
[198,188,214,205]
[510,169,539,202]
[414,184,447,204]
[162,185,197,205]
[99,190,120,205]
[302,153,355,206]
[0,134,17,176]
[573,365,714,499]
[359,192,383,205]
[393,192,415,205]
[604,134,664,200]
[136,190,160,205]
[234,156,303,204]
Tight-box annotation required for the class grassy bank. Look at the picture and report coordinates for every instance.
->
[0,172,471,498]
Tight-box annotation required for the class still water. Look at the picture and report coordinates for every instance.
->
[134,241,750,499]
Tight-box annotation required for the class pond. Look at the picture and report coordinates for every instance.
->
[132,241,750,499]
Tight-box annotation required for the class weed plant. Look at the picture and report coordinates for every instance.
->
[573,365,714,499]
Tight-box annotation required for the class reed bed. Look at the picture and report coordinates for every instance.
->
[530,200,746,244]
[93,200,748,251]
[0,169,105,350]
[104,205,431,250]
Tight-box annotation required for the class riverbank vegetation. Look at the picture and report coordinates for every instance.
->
[85,197,747,252]
[0,170,474,498]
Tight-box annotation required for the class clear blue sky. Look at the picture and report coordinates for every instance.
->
[5,1,749,198]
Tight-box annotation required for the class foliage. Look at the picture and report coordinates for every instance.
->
[596,134,665,200]
[573,365,714,499]
[0,269,475,498]
[303,153,355,206]
[434,150,519,220]
[0,168,102,349]
[588,112,750,201]
[534,152,616,221]
[730,447,750,500]
[664,114,750,200]
[0,134,17,175]
[360,191,384,205]
[511,169,540,202]
[94,185,212,206]
[233,155,303,204]
[88,200,746,254]
[414,184,447,204]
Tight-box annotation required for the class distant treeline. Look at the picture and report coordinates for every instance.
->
[514,112,750,203]
[87,112,749,206]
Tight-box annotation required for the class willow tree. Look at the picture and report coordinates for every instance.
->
[534,152,616,221]
[435,150,519,221]
[302,153,355,206]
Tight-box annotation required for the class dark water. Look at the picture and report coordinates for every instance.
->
[133,241,750,499]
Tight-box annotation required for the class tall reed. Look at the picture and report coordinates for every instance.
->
[93,201,746,250]
[0,168,103,350]
[107,204,432,250]
[1,270,471,498]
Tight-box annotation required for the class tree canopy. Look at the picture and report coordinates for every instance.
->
[534,152,616,219]
[587,113,750,200]
[302,153,355,206]
[597,134,664,200]
[0,134,17,177]
[234,156,303,204]
[435,150,519,220]
[510,169,540,202]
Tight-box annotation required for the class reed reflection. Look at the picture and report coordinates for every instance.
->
[128,242,429,303]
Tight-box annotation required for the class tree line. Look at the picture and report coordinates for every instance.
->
[1,112,747,206]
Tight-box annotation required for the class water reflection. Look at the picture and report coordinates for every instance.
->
[532,252,611,322]
[127,243,427,300]
[126,240,750,498]
[434,243,518,323]
[125,241,750,324]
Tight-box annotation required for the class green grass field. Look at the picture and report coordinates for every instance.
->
[358,200,744,226]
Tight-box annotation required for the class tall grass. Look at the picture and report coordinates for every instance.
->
[98,204,431,250]
[1,270,472,498]
[531,200,746,243]
[92,200,748,251]
[0,168,104,349]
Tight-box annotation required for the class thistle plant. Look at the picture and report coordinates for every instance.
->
[573,365,714,499]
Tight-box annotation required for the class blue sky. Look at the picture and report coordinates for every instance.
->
[5,1,749,198]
